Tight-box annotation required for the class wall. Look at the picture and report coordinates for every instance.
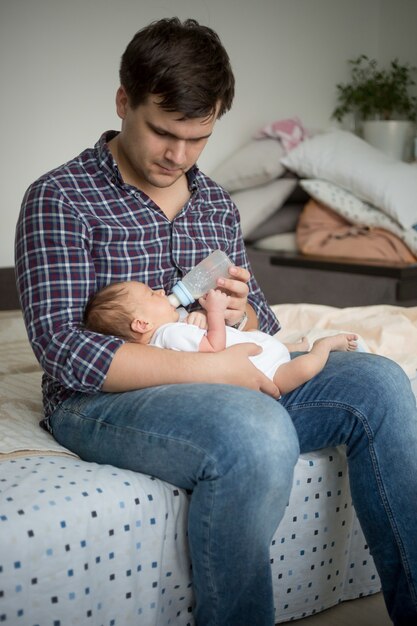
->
[1,0,414,268]
[379,0,417,67]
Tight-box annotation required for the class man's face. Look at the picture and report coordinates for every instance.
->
[114,88,218,191]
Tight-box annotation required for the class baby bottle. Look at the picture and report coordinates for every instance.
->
[167,250,233,308]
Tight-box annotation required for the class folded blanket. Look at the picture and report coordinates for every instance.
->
[296,199,417,263]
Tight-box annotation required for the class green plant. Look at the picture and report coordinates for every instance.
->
[332,55,417,122]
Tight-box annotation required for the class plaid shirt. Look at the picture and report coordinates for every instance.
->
[15,131,280,419]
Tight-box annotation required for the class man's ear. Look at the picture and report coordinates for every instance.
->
[131,318,153,334]
[116,86,129,120]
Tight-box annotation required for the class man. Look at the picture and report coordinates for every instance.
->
[15,17,417,626]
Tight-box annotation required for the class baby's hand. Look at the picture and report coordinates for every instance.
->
[185,310,208,329]
[199,289,230,315]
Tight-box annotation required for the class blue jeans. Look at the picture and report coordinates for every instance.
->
[49,352,417,626]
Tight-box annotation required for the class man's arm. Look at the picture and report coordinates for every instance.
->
[103,341,280,398]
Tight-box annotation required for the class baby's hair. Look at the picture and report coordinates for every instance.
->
[84,282,135,341]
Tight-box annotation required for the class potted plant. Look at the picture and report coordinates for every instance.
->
[332,55,417,160]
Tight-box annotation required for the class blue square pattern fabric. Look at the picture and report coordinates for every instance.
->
[0,447,380,625]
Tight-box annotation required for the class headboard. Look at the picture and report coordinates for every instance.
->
[0,267,20,310]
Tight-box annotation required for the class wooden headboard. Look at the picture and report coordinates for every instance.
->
[0,267,20,310]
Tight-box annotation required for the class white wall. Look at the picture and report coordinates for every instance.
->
[2,0,415,267]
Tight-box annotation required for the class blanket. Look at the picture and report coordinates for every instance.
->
[296,199,417,263]
[272,303,417,379]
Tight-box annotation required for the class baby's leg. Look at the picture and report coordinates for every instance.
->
[274,333,358,395]
[312,333,358,352]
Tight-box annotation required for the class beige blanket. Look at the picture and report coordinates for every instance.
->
[1,305,416,458]
[0,310,77,458]
[272,303,417,379]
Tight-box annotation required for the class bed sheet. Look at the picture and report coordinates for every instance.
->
[0,454,193,625]
[1,447,383,626]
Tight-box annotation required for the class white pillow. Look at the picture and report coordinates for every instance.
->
[281,130,417,229]
[300,178,417,256]
[231,178,297,238]
[211,139,286,192]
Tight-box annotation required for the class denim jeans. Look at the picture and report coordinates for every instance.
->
[49,351,417,626]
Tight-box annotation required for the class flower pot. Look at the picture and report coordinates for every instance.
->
[362,120,416,161]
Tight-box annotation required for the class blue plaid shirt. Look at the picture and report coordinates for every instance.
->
[15,131,280,418]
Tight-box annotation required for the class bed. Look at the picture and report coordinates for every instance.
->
[2,289,417,625]
[2,129,417,624]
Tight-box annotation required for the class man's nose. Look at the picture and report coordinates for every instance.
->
[165,140,186,165]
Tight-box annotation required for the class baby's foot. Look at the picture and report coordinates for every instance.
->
[315,333,358,352]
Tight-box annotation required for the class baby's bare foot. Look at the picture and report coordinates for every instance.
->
[314,333,358,352]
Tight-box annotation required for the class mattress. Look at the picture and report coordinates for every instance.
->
[4,307,413,624]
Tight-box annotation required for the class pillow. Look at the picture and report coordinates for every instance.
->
[300,179,417,256]
[231,178,297,238]
[253,232,298,252]
[246,203,304,242]
[210,138,286,192]
[281,130,417,229]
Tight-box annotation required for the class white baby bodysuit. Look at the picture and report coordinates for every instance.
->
[150,322,290,381]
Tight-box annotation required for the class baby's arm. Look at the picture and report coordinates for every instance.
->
[198,289,230,352]
[275,333,358,395]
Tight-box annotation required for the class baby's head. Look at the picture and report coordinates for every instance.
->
[84,280,179,343]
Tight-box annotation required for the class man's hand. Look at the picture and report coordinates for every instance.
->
[216,265,251,327]
[211,343,281,399]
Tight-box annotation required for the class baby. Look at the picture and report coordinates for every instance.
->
[84,281,358,396]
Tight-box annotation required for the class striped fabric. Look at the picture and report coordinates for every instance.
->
[15,132,280,420]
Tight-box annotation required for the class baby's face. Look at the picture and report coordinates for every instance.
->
[127,282,179,327]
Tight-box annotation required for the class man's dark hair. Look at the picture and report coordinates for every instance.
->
[119,17,235,118]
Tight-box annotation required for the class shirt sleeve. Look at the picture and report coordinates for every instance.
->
[226,198,281,335]
[15,177,124,393]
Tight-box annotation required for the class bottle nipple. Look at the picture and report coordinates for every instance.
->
[167,293,181,308]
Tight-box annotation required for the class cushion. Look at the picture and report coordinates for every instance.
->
[246,203,304,242]
[231,178,297,238]
[211,138,286,192]
[296,199,416,263]
[281,130,417,229]
[300,179,417,256]
[253,232,298,252]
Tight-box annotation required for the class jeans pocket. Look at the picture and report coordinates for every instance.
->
[49,392,93,434]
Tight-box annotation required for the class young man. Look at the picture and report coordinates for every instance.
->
[15,17,417,626]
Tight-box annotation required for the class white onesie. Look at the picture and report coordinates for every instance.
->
[150,322,290,381]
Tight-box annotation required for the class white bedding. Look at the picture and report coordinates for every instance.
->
[4,305,415,624]
[0,455,193,625]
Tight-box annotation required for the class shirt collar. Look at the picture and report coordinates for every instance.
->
[96,131,200,192]
[96,131,122,185]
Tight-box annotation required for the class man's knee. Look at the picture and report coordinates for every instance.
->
[205,387,300,484]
